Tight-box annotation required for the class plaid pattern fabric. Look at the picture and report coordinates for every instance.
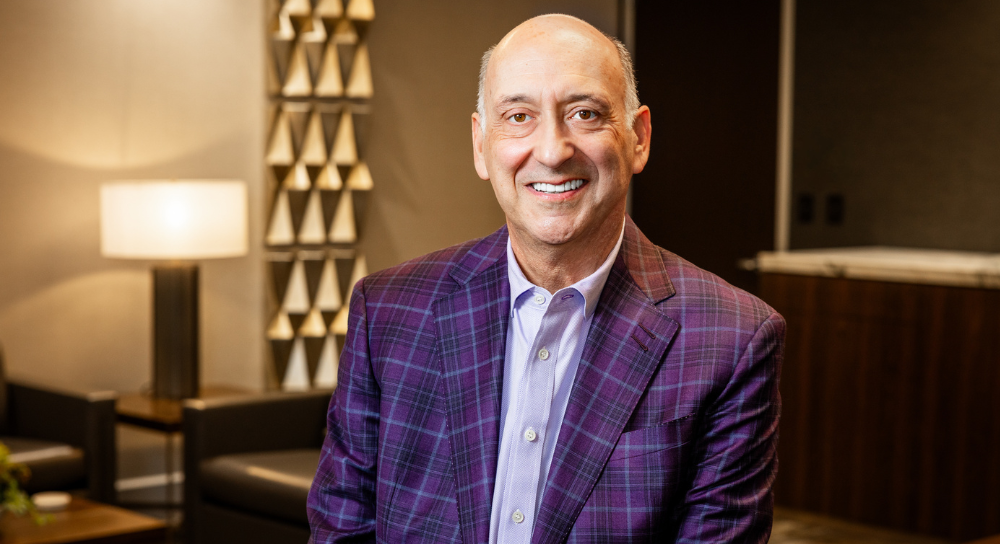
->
[308,216,784,543]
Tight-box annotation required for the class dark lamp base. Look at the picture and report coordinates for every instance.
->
[152,264,199,399]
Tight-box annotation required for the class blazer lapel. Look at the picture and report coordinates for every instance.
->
[533,218,680,544]
[434,228,510,544]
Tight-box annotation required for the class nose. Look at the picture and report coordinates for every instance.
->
[533,115,574,169]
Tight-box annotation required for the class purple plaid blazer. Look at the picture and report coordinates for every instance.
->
[308,217,784,543]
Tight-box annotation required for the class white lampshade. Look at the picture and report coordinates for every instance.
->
[101,180,248,260]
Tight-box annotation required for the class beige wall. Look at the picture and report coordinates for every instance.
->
[0,0,618,394]
[0,1,267,392]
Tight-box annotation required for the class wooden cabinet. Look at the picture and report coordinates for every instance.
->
[761,271,1000,540]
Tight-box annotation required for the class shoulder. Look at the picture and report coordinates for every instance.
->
[358,227,505,305]
[654,247,780,333]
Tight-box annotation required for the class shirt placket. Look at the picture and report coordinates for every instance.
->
[499,300,561,543]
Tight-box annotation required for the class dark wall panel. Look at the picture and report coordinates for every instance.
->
[632,0,780,294]
[791,1,1000,251]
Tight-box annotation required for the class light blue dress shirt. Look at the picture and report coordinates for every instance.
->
[489,225,625,544]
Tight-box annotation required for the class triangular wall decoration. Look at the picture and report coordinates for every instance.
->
[328,189,357,243]
[346,162,374,190]
[332,18,359,44]
[345,43,373,98]
[349,253,368,289]
[272,10,297,40]
[267,311,296,340]
[268,253,295,305]
[301,17,327,81]
[266,1,373,391]
[266,110,295,166]
[286,189,311,238]
[266,190,295,246]
[269,338,294,388]
[283,259,311,314]
[313,335,339,388]
[298,190,326,244]
[300,252,326,300]
[315,0,344,18]
[350,107,371,158]
[304,336,326,383]
[329,253,367,335]
[266,44,284,95]
[330,306,350,336]
[333,252,356,297]
[284,102,312,154]
[298,307,328,337]
[346,163,372,237]
[282,0,313,18]
[282,338,311,390]
[345,0,375,21]
[331,110,358,165]
[300,111,327,165]
[283,161,312,191]
[333,20,358,83]
[314,39,344,97]
[315,258,343,311]
[282,39,313,97]
[314,163,343,190]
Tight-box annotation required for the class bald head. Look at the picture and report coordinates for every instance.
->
[476,15,639,129]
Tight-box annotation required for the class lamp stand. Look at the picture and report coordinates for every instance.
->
[152,264,199,399]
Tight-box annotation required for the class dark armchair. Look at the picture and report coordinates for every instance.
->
[182,389,332,544]
[0,343,118,503]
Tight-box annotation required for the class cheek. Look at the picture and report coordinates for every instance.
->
[488,136,533,172]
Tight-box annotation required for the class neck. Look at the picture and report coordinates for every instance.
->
[509,216,623,293]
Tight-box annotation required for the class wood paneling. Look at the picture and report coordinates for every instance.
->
[761,273,1000,541]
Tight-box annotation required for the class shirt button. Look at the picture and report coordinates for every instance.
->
[524,427,537,442]
[538,348,549,360]
[512,509,525,524]
[534,294,545,305]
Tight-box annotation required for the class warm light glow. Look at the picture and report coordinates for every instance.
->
[101,180,248,260]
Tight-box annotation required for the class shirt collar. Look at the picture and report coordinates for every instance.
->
[506,220,625,318]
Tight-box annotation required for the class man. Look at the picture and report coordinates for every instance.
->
[308,14,783,543]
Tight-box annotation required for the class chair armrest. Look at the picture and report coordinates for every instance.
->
[182,389,332,533]
[182,390,332,461]
[6,380,118,502]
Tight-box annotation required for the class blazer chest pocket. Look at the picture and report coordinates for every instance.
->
[608,413,696,462]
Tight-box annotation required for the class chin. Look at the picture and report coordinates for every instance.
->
[529,225,578,247]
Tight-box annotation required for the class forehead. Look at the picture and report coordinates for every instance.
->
[485,26,624,108]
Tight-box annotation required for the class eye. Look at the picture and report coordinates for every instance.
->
[574,110,597,120]
[509,113,530,123]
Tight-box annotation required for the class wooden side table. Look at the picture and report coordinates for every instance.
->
[116,386,249,512]
[0,498,166,544]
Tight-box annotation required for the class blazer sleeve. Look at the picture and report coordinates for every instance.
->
[673,311,785,543]
[308,280,380,543]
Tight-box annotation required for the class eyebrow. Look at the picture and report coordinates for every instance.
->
[493,93,612,111]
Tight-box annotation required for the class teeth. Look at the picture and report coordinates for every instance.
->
[532,179,585,194]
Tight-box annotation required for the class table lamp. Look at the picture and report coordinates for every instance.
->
[100,180,248,399]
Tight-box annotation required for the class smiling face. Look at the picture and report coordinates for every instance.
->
[473,15,650,259]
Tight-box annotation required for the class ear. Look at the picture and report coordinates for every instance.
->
[471,112,490,180]
[630,105,652,175]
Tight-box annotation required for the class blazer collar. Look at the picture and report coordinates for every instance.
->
[449,216,673,304]
[447,224,509,287]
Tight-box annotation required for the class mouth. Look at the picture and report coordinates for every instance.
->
[529,179,587,194]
